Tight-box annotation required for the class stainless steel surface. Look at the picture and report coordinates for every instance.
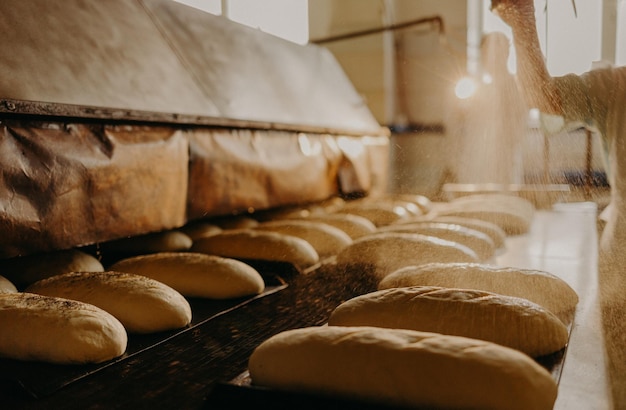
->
[497,202,612,409]
[0,0,384,136]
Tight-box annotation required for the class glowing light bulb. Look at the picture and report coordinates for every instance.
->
[455,77,477,99]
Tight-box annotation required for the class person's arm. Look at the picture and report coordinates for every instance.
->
[491,0,563,115]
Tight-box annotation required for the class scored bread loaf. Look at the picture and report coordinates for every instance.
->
[379,262,578,323]
[190,229,319,269]
[0,275,17,293]
[0,293,127,364]
[327,286,569,357]
[26,271,192,334]
[1,249,104,289]
[254,220,352,258]
[109,252,265,299]
[248,326,558,410]
[378,222,496,261]
[335,232,479,280]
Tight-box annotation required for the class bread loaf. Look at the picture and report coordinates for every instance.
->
[434,194,534,235]
[335,232,479,280]
[254,220,352,258]
[2,249,104,289]
[101,230,193,253]
[335,202,411,226]
[378,222,496,261]
[328,286,569,357]
[379,262,578,323]
[178,222,222,240]
[0,275,17,293]
[421,215,507,248]
[191,229,319,269]
[297,213,377,239]
[248,326,558,410]
[0,293,127,364]
[26,271,192,333]
[109,252,265,299]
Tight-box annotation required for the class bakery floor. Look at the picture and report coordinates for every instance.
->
[496,201,613,409]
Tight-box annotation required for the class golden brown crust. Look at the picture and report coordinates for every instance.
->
[0,293,127,364]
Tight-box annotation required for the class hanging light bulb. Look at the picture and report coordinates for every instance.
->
[455,76,478,99]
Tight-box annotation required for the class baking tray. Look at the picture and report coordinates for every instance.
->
[0,273,288,399]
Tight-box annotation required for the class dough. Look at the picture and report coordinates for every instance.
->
[109,252,265,299]
[0,275,17,293]
[328,286,569,357]
[26,271,192,334]
[254,220,352,258]
[335,232,479,280]
[0,293,127,364]
[379,262,578,323]
[1,249,104,289]
[378,221,497,261]
[190,229,319,269]
[248,326,558,410]
[101,230,193,253]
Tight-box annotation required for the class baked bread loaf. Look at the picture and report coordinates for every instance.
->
[178,222,222,241]
[328,286,569,357]
[335,232,479,280]
[26,271,192,333]
[2,249,104,289]
[378,221,496,261]
[254,220,352,258]
[101,230,193,253]
[0,293,127,364]
[397,215,507,249]
[379,262,578,323]
[433,194,534,235]
[248,326,558,410]
[0,275,17,293]
[109,252,265,299]
[191,229,319,270]
[335,202,411,226]
[297,213,377,239]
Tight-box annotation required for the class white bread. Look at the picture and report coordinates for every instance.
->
[178,222,222,240]
[0,275,17,293]
[2,249,104,289]
[328,286,569,357]
[248,326,558,410]
[434,194,534,235]
[335,202,411,226]
[335,232,479,280]
[109,252,265,299]
[26,271,192,334]
[297,213,377,239]
[190,229,319,269]
[254,220,352,258]
[101,230,193,253]
[379,262,578,323]
[417,215,507,249]
[0,293,127,364]
[378,222,496,261]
